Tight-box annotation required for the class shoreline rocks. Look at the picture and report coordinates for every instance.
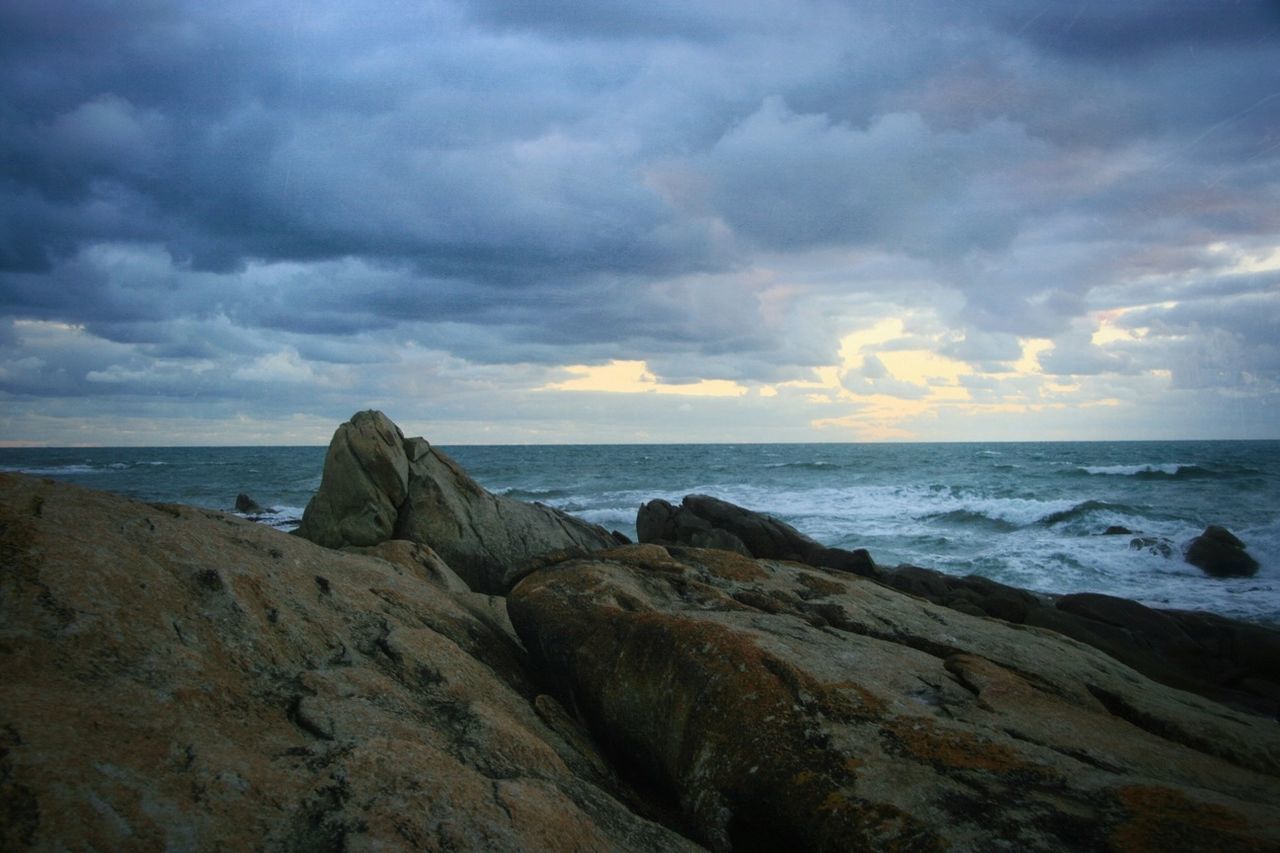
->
[295,411,618,593]
[0,473,694,851]
[638,494,876,576]
[3,415,1280,849]
[509,544,1280,850]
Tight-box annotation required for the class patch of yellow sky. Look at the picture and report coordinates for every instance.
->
[541,314,1092,439]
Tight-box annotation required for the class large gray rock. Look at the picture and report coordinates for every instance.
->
[295,410,409,548]
[395,438,618,594]
[296,412,618,594]
[637,494,876,576]
[0,474,696,851]
[509,543,1280,851]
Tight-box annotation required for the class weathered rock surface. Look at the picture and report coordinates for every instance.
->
[878,562,1280,716]
[509,544,1280,851]
[0,474,695,851]
[1185,524,1260,578]
[295,410,409,548]
[393,437,619,594]
[296,412,618,593]
[637,495,876,576]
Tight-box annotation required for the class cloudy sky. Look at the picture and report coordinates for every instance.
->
[2,0,1278,445]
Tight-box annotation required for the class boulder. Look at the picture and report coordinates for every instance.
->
[234,493,271,515]
[0,473,695,852]
[509,544,1280,851]
[294,410,409,548]
[295,412,618,594]
[394,438,617,594]
[1185,525,1260,578]
[637,494,877,576]
[1103,525,1133,535]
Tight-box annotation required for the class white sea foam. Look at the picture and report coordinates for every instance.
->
[1079,463,1191,476]
[0,464,99,475]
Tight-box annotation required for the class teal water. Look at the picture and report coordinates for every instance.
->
[3,440,1278,624]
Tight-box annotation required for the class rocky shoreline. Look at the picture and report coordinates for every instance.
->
[2,410,1278,850]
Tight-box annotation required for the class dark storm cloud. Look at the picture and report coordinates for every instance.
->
[1,0,1278,427]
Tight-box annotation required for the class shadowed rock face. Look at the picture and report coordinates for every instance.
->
[295,412,618,594]
[0,474,695,851]
[877,566,1280,717]
[509,544,1280,852]
[638,495,876,576]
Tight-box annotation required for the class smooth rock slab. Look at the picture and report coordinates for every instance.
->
[0,474,695,852]
[509,544,1280,852]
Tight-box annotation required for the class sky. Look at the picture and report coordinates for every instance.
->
[2,0,1279,445]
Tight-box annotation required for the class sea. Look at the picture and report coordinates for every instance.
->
[3,440,1278,626]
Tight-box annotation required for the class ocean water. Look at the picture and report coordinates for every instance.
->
[3,440,1278,625]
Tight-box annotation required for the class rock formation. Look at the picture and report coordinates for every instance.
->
[1185,524,1260,577]
[296,411,618,593]
[0,473,693,851]
[394,437,619,594]
[638,494,876,576]
[509,544,1280,851]
[295,410,409,548]
[877,563,1280,716]
[5,431,1279,850]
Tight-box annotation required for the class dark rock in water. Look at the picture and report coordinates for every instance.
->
[1103,525,1133,535]
[509,544,1280,851]
[1185,525,1260,577]
[295,411,617,594]
[0,473,693,851]
[1129,536,1174,558]
[637,494,877,576]
[234,493,270,514]
[609,529,631,545]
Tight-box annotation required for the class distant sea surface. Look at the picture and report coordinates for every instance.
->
[3,440,1278,625]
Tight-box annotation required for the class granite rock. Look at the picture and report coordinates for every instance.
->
[509,543,1280,851]
[0,474,695,852]
[295,413,618,594]
[637,494,876,577]
[295,410,409,549]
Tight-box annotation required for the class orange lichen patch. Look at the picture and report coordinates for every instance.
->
[795,572,848,598]
[883,716,1050,776]
[1110,785,1271,852]
[673,547,770,583]
[598,544,687,575]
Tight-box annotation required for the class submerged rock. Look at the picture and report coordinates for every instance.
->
[1185,525,1260,578]
[637,494,876,576]
[295,412,617,593]
[1130,536,1175,558]
[0,473,694,851]
[509,544,1280,851]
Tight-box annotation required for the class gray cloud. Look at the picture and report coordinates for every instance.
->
[2,0,1278,440]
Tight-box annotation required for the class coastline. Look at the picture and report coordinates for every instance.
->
[3,411,1278,849]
